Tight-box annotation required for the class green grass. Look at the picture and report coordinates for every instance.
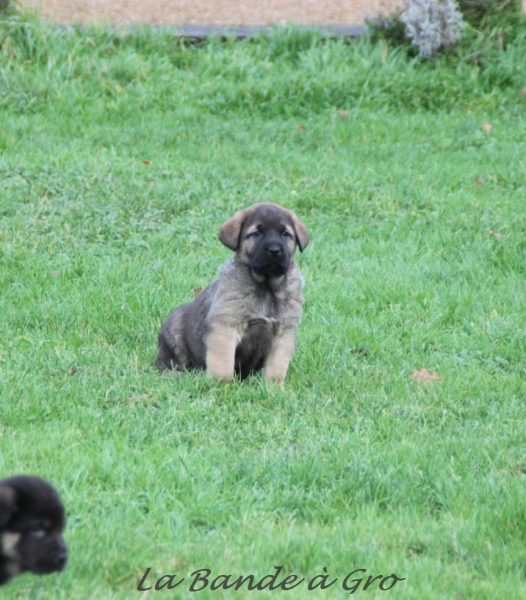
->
[1,13,526,599]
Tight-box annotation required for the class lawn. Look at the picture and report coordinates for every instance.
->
[1,14,526,599]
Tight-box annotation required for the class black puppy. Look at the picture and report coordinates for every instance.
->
[0,475,67,586]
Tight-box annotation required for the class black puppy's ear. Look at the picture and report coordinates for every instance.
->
[0,485,16,527]
[219,205,256,251]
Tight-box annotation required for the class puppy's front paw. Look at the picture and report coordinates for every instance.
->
[264,372,286,388]
[206,366,234,382]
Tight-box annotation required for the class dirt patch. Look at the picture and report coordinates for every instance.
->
[22,0,404,26]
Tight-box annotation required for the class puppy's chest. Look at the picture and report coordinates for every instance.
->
[242,294,281,334]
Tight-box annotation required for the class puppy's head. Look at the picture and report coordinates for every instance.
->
[219,203,309,279]
[0,475,67,585]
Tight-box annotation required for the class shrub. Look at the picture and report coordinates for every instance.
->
[400,0,466,57]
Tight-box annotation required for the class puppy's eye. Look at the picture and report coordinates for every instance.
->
[28,526,47,539]
[282,230,293,238]
[247,230,262,238]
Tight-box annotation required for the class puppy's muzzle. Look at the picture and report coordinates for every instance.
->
[255,240,289,276]
[54,549,68,571]
[267,243,282,257]
[32,541,68,574]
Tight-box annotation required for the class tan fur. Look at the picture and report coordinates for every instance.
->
[206,324,240,381]
[263,327,298,385]
[1,533,20,560]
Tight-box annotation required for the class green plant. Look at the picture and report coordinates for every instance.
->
[366,10,411,48]
[458,0,522,27]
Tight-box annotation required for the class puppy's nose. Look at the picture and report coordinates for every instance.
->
[55,551,68,569]
[267,244,281,256]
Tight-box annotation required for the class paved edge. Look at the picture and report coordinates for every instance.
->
[170,24,365,38]
[173,24,365,38]
[56,23,366,38]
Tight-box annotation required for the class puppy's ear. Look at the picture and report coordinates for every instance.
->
[0,485,16,528]
[219,207,252,251]
[290,212,309,252]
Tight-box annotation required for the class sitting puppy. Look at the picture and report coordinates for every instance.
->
[157,203,309,385]
[0,475,67,586]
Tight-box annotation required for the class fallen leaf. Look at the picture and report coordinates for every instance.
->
[51,270,59,277]
[489,230,503,241]
[517,87,526,98]
[192,287,202,297]
[69,366,78,375]
[298,124,307,131]
[475,178,485,185]
[336,109,350,120]
[480,121,493,133]
[411,368,444,383]
[142,159,151,165]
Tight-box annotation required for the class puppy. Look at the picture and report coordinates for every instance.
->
[157,202,309,385]
[0,475,67,586]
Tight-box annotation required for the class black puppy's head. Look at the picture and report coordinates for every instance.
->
[0,475,67,586]
[219,203,309,280]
